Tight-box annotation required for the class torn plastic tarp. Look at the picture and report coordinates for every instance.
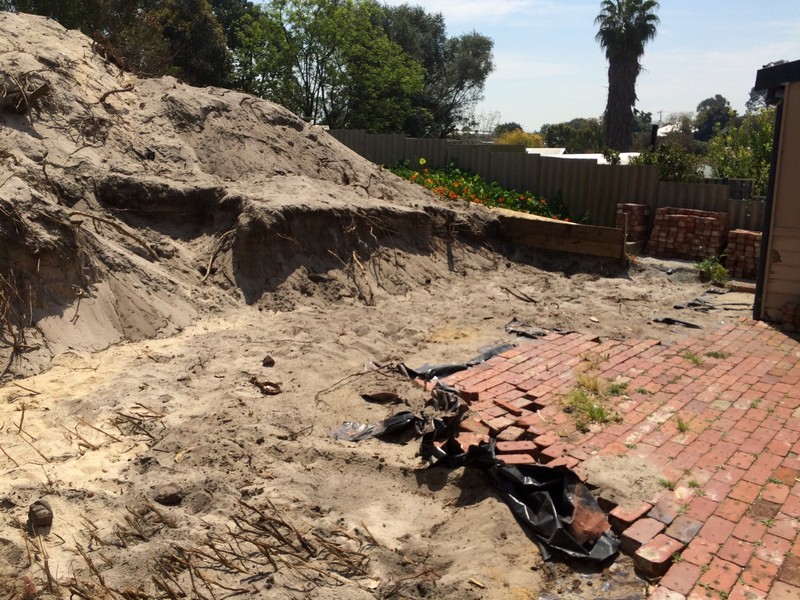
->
[460,441,618,562]
[395,343,517,381]
[651,316,702,329]
[329,411,422,442]
[505,318,574,339]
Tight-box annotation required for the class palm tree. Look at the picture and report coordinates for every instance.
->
[595,0,659,151]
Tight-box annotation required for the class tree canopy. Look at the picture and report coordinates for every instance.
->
[693,94,737,142]
[595,0,660,151]
[378,5,493,137]
[1,0,492,136]
[540,118,604,153]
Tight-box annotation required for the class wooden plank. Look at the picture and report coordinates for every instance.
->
[496,210,625,259]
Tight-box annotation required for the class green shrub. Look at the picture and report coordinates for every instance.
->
[629,143,703,183]
[694,255,729,283]
[494,129,544,147]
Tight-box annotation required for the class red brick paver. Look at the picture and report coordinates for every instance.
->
[443,319,800,599]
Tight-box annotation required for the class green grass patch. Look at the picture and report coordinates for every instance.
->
[680,350,704,366]
[562,376,624,433]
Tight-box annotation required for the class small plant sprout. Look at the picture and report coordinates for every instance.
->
[676,415,690,433]
[606,381,628,396]
[658,478,676,491]
[688,480,700,489]
[680,350,703,366]
[705,350,729,359]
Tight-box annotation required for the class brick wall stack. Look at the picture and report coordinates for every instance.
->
[781,302,800,332]
[615,203,650,242]
[724,229,762,279]
[647,207,729,260]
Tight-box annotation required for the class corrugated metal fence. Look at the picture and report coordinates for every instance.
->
[328,130,764,231]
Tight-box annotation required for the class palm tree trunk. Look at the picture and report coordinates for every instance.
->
[604,55,640,151]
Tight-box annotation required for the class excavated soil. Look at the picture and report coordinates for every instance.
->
[0,12,753,599]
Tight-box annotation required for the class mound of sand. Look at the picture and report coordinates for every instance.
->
[0,12,752,599]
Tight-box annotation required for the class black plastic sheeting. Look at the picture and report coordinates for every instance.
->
[331,396,619,563]
[396,343,517,381]
[329,411,422,442]
[449,441,619,562]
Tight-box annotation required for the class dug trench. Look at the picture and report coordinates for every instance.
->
[0,12,756,599]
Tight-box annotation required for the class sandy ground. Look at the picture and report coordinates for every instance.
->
[0,12,755,599]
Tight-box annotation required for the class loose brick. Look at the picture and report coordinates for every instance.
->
[497,453,536,466]
[620,517,666,555]
[495,440,538,455]
[458,418,490,437]
[496,425,526,442]
[634,533,685,579]
[609,501,653,533]
[650,496,683,525]
[483,415,515,434]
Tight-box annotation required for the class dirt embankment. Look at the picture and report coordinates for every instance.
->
[0,12,752,599]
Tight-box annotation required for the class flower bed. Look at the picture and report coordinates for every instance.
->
[391,159,570,221]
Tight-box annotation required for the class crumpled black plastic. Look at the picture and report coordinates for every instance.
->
[395,343,517,381]
[329,411,421,442]
[424,437,619,562]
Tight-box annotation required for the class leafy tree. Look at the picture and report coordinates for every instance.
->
[208,0,254,48]
[3,0,229,85]
[707,107,775,195]
[157,0,230,86]
[629,142,703,182]
[693,94,737,142]
[540,118,604,153]
[494,129,543,147]
[595,0,660,151]
[379,4,494,137]
[494,122,523,137]
[241,0,423,130]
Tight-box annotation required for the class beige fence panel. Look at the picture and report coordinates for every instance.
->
[728,198,766,231]
[406,138,448,167]
[326,130,765,229]
[656,181,730,213]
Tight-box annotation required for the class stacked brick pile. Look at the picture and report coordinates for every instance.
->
[782,301,800,332]
[647,207,729,260]
[725,229,762,279]
[616,203,650,242]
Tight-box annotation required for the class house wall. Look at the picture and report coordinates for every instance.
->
[761,80,800,321]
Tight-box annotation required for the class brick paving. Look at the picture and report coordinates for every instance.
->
[442,320,800,599]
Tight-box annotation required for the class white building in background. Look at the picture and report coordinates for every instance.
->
[526,147,640,165]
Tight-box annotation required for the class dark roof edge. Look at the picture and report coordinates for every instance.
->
[754,59,800,93]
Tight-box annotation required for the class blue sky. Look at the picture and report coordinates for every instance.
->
[382,0,800,131]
